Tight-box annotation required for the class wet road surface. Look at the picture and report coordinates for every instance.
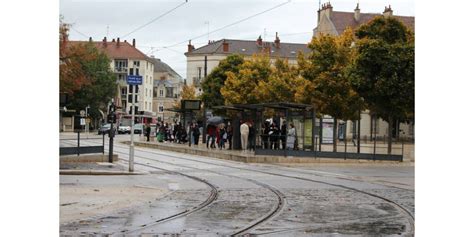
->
[60,135,414,236]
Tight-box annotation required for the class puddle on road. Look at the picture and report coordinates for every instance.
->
[60,189,209,235]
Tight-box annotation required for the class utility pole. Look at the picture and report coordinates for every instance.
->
[107,100,116,163]
[129,85,136,172]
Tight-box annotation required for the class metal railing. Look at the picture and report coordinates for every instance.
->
[59,132,105,156]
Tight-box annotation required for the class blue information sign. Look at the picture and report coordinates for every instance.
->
[127,75,143,85]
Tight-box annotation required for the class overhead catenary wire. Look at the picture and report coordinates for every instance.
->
[149,0,292,55]
[120,0,189,38]
[70,25,89,39]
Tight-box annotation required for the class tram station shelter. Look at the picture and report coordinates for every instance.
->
[213,102,403,161]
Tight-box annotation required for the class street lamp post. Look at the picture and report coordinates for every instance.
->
[85,105,90,138]
[129,85,136,172]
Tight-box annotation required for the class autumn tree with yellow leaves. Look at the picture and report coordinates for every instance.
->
[295,28,364,151]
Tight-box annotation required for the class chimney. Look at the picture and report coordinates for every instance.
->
[274,32,280,49]
[133,38,136,47]
[222,39,229,52]
[112,38,115,42]
[320,2,333,18]
[102,37,107,47]
[117,37,120,47]
[383,5,393,17]
[256,35,263,46]
[187,40,194,53]
[354,3,360,22]
[89,37,92,42]
[263,42,271,54]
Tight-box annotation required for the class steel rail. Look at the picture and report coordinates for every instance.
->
[111,148,286,236]
[77,140,414,235]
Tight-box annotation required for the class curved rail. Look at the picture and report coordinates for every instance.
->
[115,142,415,234]
[75,140,414,235]
[112,149,286,235]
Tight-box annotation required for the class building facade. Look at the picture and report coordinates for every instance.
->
[150,57,184,123]
[184,35,310,94]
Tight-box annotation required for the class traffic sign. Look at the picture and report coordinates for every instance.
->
[80,110,86,117]
[127,75,143,85]
[80,118,86,126]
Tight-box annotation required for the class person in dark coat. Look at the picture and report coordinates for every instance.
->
[218,124,226,149]
[269,123,280,149]
[248,122,255,151]
[262,121,270,149]
[193,124,200,145]
[226,122,233,150]
[280,121,287,150]
[145,124,151,142]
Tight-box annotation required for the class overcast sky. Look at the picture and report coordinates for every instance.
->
[60,0,415,78]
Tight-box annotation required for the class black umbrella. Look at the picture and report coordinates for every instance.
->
[207,116,224,125]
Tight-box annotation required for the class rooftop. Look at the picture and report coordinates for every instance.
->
[185,38,310,58]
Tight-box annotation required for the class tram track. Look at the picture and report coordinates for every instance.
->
[64,139,414,235]
[113,142,414,235]
[112,148,287,236]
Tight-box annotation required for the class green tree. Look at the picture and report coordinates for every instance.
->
[60,19,116,123]
[255,58,304,103]
[350,16,414,153]
[221,54,272,104]
[296,29,364,151]
[65,42,116,121]
[201,54,244,110]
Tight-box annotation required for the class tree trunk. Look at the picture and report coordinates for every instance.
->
[333,117,337,152]
[388,116,393,154]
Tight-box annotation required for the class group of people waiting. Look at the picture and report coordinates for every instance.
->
[143,122,198,144]
[206,122,233,150]
[144,119,298,151]
[260,121,297,150]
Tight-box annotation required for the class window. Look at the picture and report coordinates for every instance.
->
[121,87,127,95]
[153,87,157,97]
[166,87,174,98]
[159,105,164,112]
[135,68,139,75]
[129,68,134,75]
[114,59,128,72]
[159,89,163,97]
[133,61,140,67]
[197,67,202,80]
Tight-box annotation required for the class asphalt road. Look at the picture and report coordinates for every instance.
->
[60,134,414,236]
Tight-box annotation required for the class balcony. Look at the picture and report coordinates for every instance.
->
[114,67,128,74]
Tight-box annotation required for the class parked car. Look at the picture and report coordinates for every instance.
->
[118,124,131,134]
[134,123,144,134]
[98,123,111,135]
